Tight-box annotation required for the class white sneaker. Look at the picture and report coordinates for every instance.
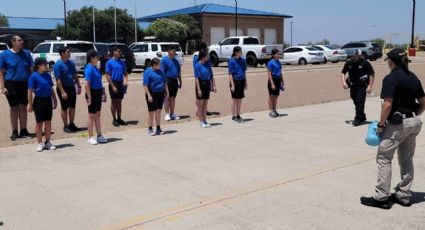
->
[204,120,212,128]
[171,114,180,120]
[36,143,44,152]
[97,135,108,144]
[44,141,57,150]
[87,137,98,145]
[200,121,208,128]
[165,114,171,121]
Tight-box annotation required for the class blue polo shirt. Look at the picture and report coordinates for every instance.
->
[84,64,103,90]
[106,58,126,82]
[228,57,247,80]
[267,59,282,78]
[0,49,33,82]
[143,68,166,93]
[54,59,77,87]
[28,72,54,98]
[160,56,181,79]
[193,54,213,78]
[195,62,213,81]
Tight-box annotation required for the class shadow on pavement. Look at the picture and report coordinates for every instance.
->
[207,112,221,116]
[0,221,3,226]
[411,192,425,205]
[55,144,75,149]
[243,118,255,122]
[278,114,289,117]
[345,120,373,126]
[210,123,223,127]
[107,138,123,143]
[125,120,139,126]
[164,130,178,135]
[178,115,191,120]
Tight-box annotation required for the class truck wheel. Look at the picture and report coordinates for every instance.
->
[209,53,219,67]
[298,58,307,65]
[246,54,258,67]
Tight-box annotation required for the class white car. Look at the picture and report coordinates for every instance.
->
[312,45,347,63]
[281,46,325,65]
[0,42,9,53]
[130,42,184,69]
[32,40,97,72]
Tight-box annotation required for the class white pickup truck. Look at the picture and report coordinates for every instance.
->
[208,36,283,67]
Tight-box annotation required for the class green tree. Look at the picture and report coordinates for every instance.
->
[170,15,202,40]
[51,7,141,43]
[146,18,188,43]
[0,13,8,27]
[319,39,331,45]
[371,38,385,48]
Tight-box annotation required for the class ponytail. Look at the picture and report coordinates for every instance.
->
[401,56,409,74]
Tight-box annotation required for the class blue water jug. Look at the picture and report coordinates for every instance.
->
[365,121,380,147]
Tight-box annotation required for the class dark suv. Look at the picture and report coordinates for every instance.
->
[341,41,383,61]
[95,43,135,74]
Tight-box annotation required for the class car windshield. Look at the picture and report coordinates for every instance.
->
[160,44,182,52]
[95,44,109,55]
[109,45,132,55]
[325,45,337,50]
[67,44,95,53]
[306,47,318,51]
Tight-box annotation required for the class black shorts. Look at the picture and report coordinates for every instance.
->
[86,88,103,114]
[33,96,53,123]
[196,80,211,100]
[230,78,246,99]
[57,86,76,111]
[268,77,282,96]
[5,81,28,107]
[146,91,165,112]
[109,81,125,99]
[167,78,179,98]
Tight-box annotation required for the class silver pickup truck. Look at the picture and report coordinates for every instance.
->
[208,36,283,67]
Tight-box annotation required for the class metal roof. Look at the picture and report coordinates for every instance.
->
[3,16,64,30]
[139,3,292,22]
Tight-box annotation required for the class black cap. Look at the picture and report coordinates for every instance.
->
[34,57,48,67]
[385,48,408,62]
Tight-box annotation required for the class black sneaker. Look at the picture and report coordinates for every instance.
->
[10,130,19,141]
[117,119,127,126]
[63,126,72,133]
[274,111,280,117]
[19,129,32,139]
[390,194,412,207]
[360,196,393,209]
[112,119,120,127]
[232,116,238,123]
[68,123,80,132]
[236,115,245,123]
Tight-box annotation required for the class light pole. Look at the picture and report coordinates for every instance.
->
[63,0,67,39]
[235,0,238,36]
[114,0,117,43]
[410,0,416,48]
[290,21,293,46]
[92,0,96,43]
[134,0,137,43]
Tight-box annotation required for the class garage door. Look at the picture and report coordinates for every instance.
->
[229,28,243,36]
[210,27,225,45]
[247,28,260,38]
[264,28,277,45]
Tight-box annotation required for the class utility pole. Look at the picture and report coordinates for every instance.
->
[92,0,96,43]
[63,0,67,39]
[410,0,416,48]
[114,0,117,43]
[290,21,293,46]
[134,0,137,43]
[235,0,238,36]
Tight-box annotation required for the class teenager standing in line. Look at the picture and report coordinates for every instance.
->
[28,58,58,152]
[54,46,81,133]
[228,46,247,123]
[267,49,284,118]
[105,46,128,127]
[85,50,108,145]
[143,58,169,136]
[195,50,217,128]
[161,47,182,121]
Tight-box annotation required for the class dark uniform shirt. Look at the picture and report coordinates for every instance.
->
[381,67,425,114]
[342,59,375,86]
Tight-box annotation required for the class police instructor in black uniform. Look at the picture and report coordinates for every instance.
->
[341,49,375,126]
[361,48,425,209]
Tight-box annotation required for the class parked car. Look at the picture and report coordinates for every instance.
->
[94,43,135,74]
[281,46,325,65]
[130,42,184,69]
[32,40,96,72]
[341,41,383,61]
[0,42,9,53]
[208,36,283,67]
[311,45,347,63]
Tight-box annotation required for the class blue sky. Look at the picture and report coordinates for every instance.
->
[1,0,423,45]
